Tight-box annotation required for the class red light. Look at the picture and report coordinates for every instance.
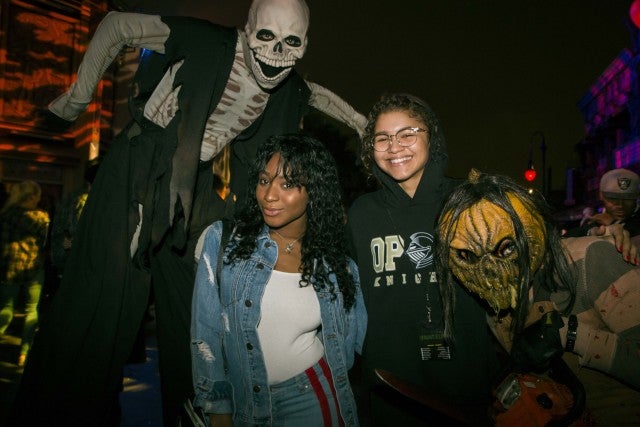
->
[631,0,640,28]
[524,168,537,182]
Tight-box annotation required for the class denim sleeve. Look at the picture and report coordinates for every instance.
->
[191,221,233,414]
[344,259,367,370]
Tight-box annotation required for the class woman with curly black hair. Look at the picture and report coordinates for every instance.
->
[191,134,367,426]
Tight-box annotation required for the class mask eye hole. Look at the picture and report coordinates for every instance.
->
[285,36,302,47]
[493,238,516,258]
[256,29,275,41]
[456,249,479,264]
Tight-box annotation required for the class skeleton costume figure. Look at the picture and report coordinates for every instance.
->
[48,1,365,212]
[436,170,640,422]
[11,2,366,426]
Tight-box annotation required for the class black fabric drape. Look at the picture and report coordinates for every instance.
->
[9,17,311,427]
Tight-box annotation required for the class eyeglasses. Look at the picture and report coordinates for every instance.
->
[371,127,427,152]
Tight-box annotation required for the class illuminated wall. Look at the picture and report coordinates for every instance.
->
[576,45,640,204]
[0,0,109,203]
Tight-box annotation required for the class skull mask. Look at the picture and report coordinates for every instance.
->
[439,193,546,313]
[244,0,309,90]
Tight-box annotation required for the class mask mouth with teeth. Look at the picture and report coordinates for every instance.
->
[436,169,575,338]
[244,0,309,90]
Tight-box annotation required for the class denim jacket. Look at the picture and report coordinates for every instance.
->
[191,221,367,426]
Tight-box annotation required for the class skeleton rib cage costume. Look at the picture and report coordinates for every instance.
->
[49,11,365,235]
[11,5,366,426]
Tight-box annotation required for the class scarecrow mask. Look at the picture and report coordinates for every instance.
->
[440,194,546,312]
[245,0,309,90]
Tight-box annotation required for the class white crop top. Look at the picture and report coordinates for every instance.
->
[257,270,324,384]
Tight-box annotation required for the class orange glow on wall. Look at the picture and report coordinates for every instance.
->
[1,3,82,128]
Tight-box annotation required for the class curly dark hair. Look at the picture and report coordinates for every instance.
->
[360,93,446,177]
[435,170,576,341]
[227,134,357,309]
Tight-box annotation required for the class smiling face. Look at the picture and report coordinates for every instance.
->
[244,0,309,90]
[372,110,430,197]
[256,152,309,236]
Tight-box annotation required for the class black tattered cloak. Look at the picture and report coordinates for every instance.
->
[11,17,310,425]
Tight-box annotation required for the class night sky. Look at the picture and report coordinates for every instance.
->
[132,0,633,196]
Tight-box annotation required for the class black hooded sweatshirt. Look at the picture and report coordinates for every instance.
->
[347,118,498,424]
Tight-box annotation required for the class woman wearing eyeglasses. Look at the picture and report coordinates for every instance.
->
[346,93,499,425]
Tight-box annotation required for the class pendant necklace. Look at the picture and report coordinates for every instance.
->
[271,229,304,254]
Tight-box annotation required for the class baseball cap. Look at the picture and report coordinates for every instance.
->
[600,168,640,200]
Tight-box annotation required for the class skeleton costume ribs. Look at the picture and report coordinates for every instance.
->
[10,2,366,426]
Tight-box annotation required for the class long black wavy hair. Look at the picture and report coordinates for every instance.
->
[227,134,357,309]
[435,170,575,340]
[360,93,448,177]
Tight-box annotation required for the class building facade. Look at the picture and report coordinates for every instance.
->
[575,22,640,206]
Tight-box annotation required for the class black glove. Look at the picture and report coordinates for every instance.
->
[36,108,74,132]
[510,310,564,373]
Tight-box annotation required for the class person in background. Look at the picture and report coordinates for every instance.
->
[192,134,366,426]
[50,159,100,279]
[346,93,499,425]
[0,180,50,367]
[566,168,640,238]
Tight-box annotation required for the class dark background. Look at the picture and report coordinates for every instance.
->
[125,0,633,194]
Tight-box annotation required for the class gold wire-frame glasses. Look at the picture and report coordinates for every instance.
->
[371,127,427,152]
